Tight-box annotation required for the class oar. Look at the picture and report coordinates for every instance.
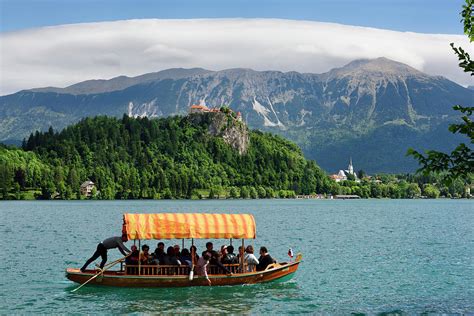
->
[189,262,194,281]
[189,246,195,281]
[71,255,128,293]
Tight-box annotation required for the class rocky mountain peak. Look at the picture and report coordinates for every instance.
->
[30,67,212,95]
[325,57,425,80]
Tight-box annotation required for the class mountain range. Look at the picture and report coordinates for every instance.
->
[1,57,472,173]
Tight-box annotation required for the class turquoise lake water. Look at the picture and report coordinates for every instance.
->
[0,199,473,314]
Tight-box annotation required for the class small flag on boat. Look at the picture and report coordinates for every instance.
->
[288,248,294,258]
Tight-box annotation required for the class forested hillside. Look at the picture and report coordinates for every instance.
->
[0,113,469,200]
[0,114,331,199]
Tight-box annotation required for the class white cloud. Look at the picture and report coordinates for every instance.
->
[0,18,472,95]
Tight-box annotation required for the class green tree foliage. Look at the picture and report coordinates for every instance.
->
[229,186,239,198]
[0,161,12,199]
[4,115,331,199]
[408,0,473,183]
[423,184,440,199]
[1,114,470,200]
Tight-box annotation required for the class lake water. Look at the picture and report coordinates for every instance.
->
[0,199,473,314]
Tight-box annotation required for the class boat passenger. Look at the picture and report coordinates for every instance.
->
[237,246,244,261]
[220,245,228,257]
[196,252,212,286]
[244,245,259,272]
[173,244,181,257]
[125,245,140,265]
[206,242,232,275]
[80,235,130,272]
[139,244,152,264]
[222,245,238,264]
[159,250,171,265]
[256,246,276,271]
[180,248,193,267]
[190,245,199,263]
[167,246,181,265]
[154,242,165,258]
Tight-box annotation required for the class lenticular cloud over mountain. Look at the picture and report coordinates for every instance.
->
[1,18,471,95]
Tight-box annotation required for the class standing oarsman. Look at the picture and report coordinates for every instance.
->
[81,235,130,272]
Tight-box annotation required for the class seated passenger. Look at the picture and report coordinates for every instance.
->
[244,245,259,272]
[154,248,166,264]
[205,242,219,260]
[256,246,276,271]
[139,244,151,264]
[196,252,212,286]
[154,242,165,259]
[222,245,238,264]
[190,245,199,263]
[237,246,244,261]
[159,250,171,265]
[166,246,181,265]
[125,245,139,265]
[205,242,231,275]
[220,245,229,263]
[180,248,192,267]
[173,244,181,257]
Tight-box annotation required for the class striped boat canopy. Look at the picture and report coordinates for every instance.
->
[122,213,256,240]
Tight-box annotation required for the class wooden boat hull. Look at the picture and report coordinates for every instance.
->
[66,261,300,287]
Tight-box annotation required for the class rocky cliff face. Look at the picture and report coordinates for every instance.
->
[188,112,249,155]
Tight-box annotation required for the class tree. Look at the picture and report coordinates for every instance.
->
[346,173,356,181]
[208,187,216,199]
[14,168,27,189]
[406,183,421,199]
[408,0,473,183]
[423,184,440,199]
[0,162,13,199]
[240,186,249,199]
[257,186,266,198]
[249,186,258,199]
[162,188,173,199]
[229,186,239,198]
[357,169,366,179]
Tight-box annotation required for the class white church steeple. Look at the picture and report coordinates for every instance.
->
[348,157,354,175]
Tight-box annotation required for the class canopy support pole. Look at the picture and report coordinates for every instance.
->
[230,238,232,246]
[138,239,141,276]
[240,239,245,272]
[182,238,184,250]
[191,238,195,265]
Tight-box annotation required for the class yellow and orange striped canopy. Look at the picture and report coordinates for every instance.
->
[122,213,256,240]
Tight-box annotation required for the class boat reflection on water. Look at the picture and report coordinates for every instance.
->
[67,281,304,314]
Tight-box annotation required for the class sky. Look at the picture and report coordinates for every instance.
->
[0,0,467,34]
[0,0,472,95]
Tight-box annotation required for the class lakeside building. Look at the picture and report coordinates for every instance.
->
[334,195,361,199]
[296,194,325,199]
[80,180,95,197]
[330,158,360,183]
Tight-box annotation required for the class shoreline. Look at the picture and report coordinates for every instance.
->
[0,196,470,201]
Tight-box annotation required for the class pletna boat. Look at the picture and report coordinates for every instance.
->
[66,213,302,288]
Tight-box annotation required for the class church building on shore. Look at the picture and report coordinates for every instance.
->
[330,158,360,183]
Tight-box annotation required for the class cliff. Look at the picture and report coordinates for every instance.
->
[188,111,249,155]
